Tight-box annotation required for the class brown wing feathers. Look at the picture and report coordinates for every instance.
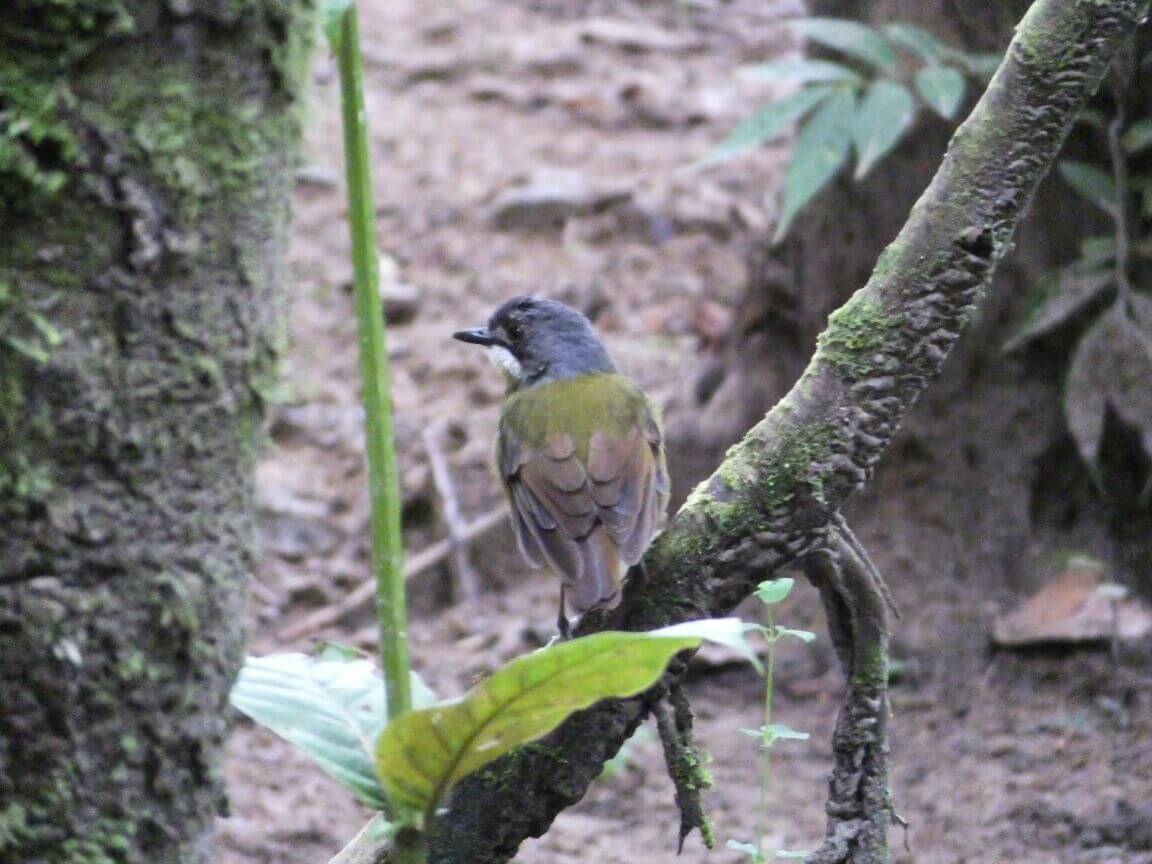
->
[501,416,667,615]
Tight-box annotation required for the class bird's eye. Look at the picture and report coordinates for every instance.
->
[506,321,523,341]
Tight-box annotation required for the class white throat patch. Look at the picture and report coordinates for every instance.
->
[486,345,523,380]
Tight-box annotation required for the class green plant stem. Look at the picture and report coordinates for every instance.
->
[336,3,412,723]
[758,613,777,864]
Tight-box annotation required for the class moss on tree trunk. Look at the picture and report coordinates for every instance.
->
[0,2,314,861]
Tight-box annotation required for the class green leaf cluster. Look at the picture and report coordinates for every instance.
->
[703,18,999,240]
[232,619,756,825]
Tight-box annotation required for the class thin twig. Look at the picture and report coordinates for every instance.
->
[277,507,508,642]
[652,685,713,853]
[831,513,900,619]
[422,424,481,602]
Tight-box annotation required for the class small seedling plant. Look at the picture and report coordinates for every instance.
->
[227,4,760,862]
[727,577,815,864]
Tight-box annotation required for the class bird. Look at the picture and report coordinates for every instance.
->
[453,295,670,637]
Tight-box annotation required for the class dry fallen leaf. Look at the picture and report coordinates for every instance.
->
[992,564,1152,647]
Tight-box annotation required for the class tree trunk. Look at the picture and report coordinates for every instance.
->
[666,0,1152,649]
[0,3,314,861]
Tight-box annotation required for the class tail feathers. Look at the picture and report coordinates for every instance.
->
[565,526,623,615]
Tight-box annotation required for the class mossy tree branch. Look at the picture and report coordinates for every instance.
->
[341,2,1147,863]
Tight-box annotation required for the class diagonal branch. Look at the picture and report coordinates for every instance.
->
[343,3,1148,863]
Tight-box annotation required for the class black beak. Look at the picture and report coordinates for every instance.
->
[453,327,497,346]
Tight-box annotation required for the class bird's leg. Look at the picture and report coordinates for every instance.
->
[557,585,571,640]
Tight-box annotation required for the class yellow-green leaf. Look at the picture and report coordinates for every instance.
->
[375,619,750,816]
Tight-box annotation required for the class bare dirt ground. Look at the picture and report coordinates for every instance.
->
[217,1,1152,862]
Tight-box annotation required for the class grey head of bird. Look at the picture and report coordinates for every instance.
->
[452,295,615,389]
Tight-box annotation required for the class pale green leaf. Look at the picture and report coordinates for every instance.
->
[915,65,966,119]
[1122,118,1152,153]
[737,58,860,86]
[852,80,915,178]
[882,23,944,62]
[741,724,810,746]
[775,851,812,860]
[1057,160,1117,214]
[315,641,366,662]
[756,577,795,606]
[322,0,353,52]
[775,627,817,644]
[653,617,763,671]
[698,86,834,167]
[376,619,747,816]
[727,839,764,861]
[774,89,855,241]
[763,723,810,740]
[230,653,436,809]
[789,18,899,72]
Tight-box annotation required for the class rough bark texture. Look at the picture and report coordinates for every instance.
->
[0,2,314,861]
[665,0,1152,639]
[394,3,1142,863]
[802,525,892,864]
